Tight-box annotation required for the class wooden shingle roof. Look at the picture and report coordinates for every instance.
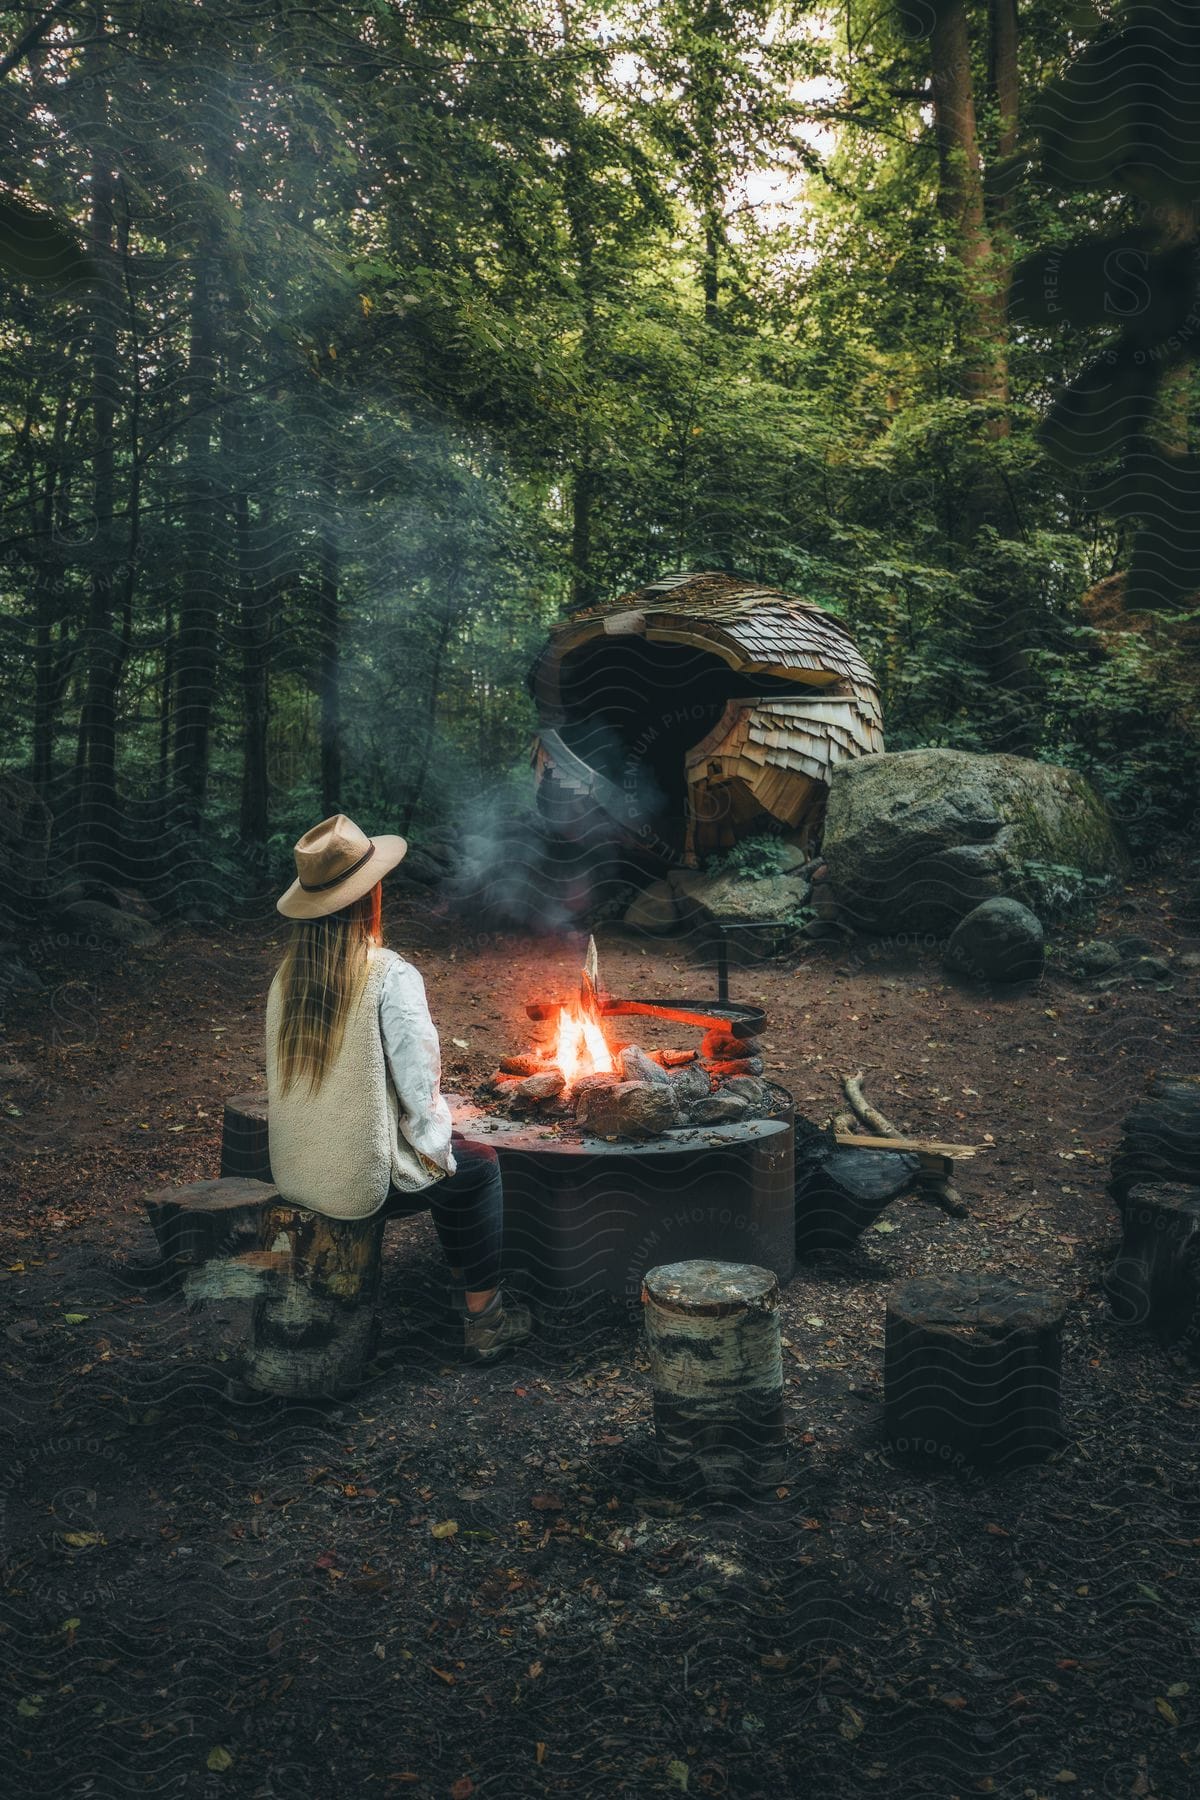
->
[546,570,877,695]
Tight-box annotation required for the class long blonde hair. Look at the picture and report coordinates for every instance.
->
[274,882,384,1095]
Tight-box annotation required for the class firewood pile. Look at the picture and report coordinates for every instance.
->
[477,940,774,1138]
[479,1024,772,1138]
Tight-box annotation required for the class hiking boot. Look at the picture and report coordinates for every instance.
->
[462,1288,533,1363]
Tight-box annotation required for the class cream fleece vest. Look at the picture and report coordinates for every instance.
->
[265,946,438,1219]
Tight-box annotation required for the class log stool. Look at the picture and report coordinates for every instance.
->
[884,1273,1066,1469]
[144,1176,277,1272]
[1104,1183,1200,1353]
[144,1179,385,1399]
[1111,1075,1200,1202]
[221,1093,271,1182]
[642,1259,785,1495]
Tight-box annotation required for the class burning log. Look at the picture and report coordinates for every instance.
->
[510,1070,565,1108]
[651,1049,699,1069]
[701,1056,765,1080]
[642,1259,786,1494]
[499,1054,544,1076]
[576,1079,680,1138]
[700,1028,758,1062]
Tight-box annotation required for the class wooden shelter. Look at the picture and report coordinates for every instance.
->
[530,571,883,862]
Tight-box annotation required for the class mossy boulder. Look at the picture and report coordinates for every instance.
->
[821,749,1127,935]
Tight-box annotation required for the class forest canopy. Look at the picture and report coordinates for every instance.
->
[1,0,1197,918]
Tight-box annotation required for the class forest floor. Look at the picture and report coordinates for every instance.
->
[1,874,1198,1800]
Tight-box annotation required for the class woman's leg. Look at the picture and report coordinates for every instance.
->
[427,1137,503,1311]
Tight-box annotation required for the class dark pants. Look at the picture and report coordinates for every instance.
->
[384,1132,503,1292]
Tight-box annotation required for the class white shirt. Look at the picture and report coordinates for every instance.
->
[377,955,457,1177]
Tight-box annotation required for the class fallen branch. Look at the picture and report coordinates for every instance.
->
[844,1071,899,1137]
[842,1072,970,1219]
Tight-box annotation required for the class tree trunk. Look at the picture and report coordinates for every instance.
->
[929,0,1009,419]
[692,8,723,328]
[235,490,271,856]
[31,395,68,798]
[315,489,342,813]
[74,6,124,884]
[171,250,219,815]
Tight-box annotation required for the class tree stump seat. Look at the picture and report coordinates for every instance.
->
[883,1273,1066,1469]
[221,1093,271,1181]
[1111,1075,1200,1203]
[642,1259,785,1495]
[143,1177,385,1398]
[1104,1182,1200,1353]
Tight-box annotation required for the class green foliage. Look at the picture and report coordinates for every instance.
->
[0,0,1196,923]
[704,834,798,881]
[1020,859,1115,927]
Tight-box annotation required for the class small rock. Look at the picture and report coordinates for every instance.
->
[618,1044,670,1085]
[669,1061,713,1103]
[1113,934,1156,959]
[623,880,677,935]
[722,1076,767,1110]
[1130,955,1173,983]
[1072,939,1121,975]
[576,1080,679,1138]
[1179,952,1200,972]
[688,1094,750,1125]
[944,898,1044,985]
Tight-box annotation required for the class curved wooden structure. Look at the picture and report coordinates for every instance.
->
[530,571,882,861]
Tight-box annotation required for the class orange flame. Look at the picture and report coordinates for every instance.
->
[553,1001,614,1089]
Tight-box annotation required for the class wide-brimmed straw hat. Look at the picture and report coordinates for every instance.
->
[277,813,407,919]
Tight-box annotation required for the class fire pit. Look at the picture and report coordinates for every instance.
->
[450,940,795,1300]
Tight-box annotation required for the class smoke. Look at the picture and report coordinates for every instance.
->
[443,788,637,934]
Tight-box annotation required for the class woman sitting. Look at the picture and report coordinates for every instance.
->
[265,813,532,1363]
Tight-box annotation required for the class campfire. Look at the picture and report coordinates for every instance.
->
[479,939,773,1138]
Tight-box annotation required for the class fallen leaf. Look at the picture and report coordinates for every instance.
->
[528,1660,544,1679]
[1053,1773,1077,1785]
[62,1313,89,1325]
[451,1038,470,1050]
[206,1747,233,1773]
[531,1494,563,1511]
[61,1531,105,1549]
[535,1742,547,1764]
[449,1780,474,1800]
[430,1666,456,1685]
[666,1759,689,1791]
[1154,1697,1179,1726]
[839,1704,864,1741]
[430,1520,458,1539]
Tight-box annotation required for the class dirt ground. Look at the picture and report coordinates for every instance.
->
[1,875,1198,1800]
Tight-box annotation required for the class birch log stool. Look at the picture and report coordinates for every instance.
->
[884,1274,1066,1469]
[220,1093,271,1182]
[1104,1183,1200,1353]
[642,1260,785,1495]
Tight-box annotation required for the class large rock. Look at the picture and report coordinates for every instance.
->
[944,898,1045,985]
[60,900,161,947]
[623,879,678,935]
[821,749,1125,934]
[668,865,810,959]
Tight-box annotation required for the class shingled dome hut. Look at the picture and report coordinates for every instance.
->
[529,571,883,865]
